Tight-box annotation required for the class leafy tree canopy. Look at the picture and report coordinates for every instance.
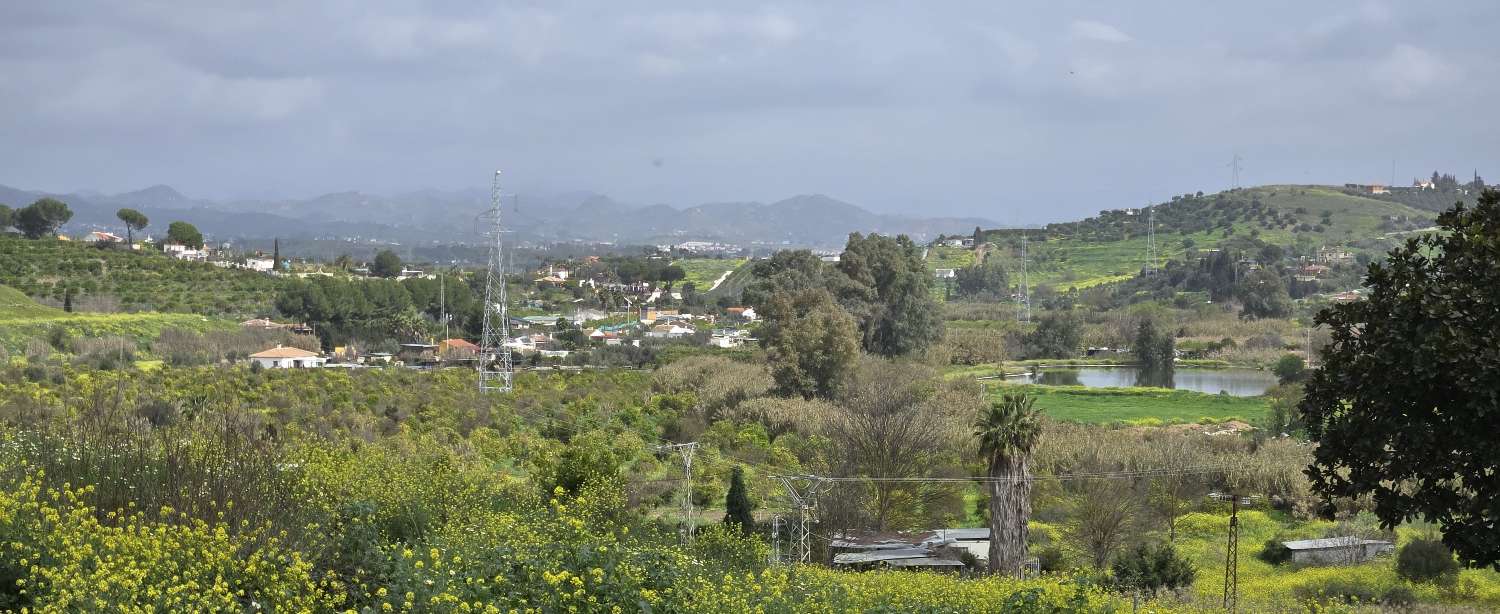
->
[954,259,1009,300]
[165,221,204,249]
[371,250,403,278]
[116,208,149,246]
[1302,190,1500,569]
[15,198,73,239]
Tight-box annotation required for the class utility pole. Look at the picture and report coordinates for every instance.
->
[439,270,448,341]
[1229,153,1244,189]
[478,170,514,393]
[657,442,699,544]
[773,474,828,564]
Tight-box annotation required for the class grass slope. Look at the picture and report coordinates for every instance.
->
[949,185,1435,291]
[0,236,282,317]
[0,284,234,355]
[672,257,748,289]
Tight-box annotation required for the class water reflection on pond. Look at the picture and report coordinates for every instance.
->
[1011,367,1276,397]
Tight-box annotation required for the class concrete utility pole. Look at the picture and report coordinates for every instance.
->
[773,474,828,564]
[658,442,699,544]
[479,170,514,393]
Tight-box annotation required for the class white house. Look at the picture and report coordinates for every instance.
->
[934,268,956,279]
[646,324,695,339]
[83,231,125,245]
[249,345,325,369]
[245,257,275,272]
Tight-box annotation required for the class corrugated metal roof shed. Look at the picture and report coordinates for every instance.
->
[832,548,932,565]
[1282,537,1392,550]
[886,557,967,568]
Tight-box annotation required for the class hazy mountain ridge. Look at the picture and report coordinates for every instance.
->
[0,184,995,248]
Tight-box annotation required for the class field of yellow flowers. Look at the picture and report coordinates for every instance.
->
[0,362,1494,612]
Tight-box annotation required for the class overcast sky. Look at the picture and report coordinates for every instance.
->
[1,2,1496,222]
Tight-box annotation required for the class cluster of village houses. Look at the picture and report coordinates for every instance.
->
[76,231,285,272]
[242,304,759,370]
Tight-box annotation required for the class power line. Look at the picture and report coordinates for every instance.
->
[803,464,1246,484]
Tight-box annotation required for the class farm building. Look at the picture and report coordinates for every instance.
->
[1281,537,1394,565]
[249,346,325,369]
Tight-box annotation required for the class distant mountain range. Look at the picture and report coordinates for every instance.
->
[0,184,996,249]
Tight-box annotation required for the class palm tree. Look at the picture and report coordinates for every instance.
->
[975,392,1042,576]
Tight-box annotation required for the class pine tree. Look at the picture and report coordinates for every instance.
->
[723,466,755,533]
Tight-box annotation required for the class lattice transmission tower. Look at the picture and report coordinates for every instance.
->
[478,170,513,393]
[1018,232,1031,323]
[1146,205,1158,275]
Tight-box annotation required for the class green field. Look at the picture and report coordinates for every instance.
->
[0,285,235,354]
[991,383,1267,425]
[672,257,748,289]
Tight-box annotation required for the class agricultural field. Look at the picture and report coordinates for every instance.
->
[0,236,282,317]
[672,257,748,290]
[988,382,1267,425]
[0,285,236,355]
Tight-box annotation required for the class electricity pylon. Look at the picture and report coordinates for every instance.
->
[478,170,513,393]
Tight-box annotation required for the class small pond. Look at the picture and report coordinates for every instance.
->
[1008,366,1276,397]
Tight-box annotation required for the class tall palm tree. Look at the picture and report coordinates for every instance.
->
[975,392,1042,576]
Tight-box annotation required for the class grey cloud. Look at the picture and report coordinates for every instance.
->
[0,1,1496,222]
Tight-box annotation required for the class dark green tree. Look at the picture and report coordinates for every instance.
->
[1133,319,1175,387]
[954,260,1009,300]
[1112,542,1197,597]
[1238,269,1292,319]
[742,249,827,308]
[1301,190,1500,569]
[115,208,149,248]
[1022,311,1081,359]
[836,233,942,357]
[1271,354,1306,384]
[760,288,860,399]
[0,204,15,232]
[15,198,73,239]
[273,238,281,270]
[165,221,203,249]
[371,250,403,278]
[722,466,755,533]
[659,264,686,290]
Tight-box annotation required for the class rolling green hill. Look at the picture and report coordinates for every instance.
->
[0,236,282,317]
[957,185,1437,291]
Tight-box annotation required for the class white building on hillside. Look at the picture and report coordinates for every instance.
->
[249,346,325,369]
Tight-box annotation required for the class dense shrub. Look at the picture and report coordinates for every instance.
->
[1396,538,1460,584]
[1258,538,1292,564]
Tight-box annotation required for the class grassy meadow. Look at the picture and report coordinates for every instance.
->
[672,257,748,289]
[990,382,1267,425]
